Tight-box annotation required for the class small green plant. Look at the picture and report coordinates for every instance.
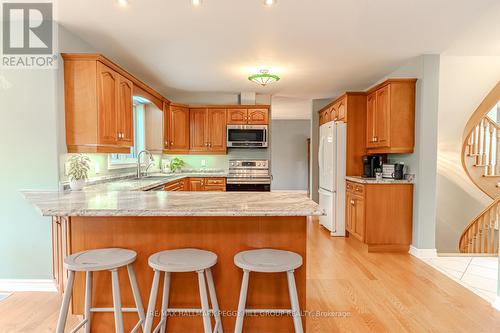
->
[67,154,91,181]
[170,157,185,172]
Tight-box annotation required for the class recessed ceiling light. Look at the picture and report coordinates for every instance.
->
[191,0,202,6]
[263,0,277,6]
[117,0,129,7]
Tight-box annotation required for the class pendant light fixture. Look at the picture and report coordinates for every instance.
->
[248,69,280,86]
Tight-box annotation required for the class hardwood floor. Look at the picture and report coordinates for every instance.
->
[1,218,499,332]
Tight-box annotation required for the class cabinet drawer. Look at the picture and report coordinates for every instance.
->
[205,178,226,185]
[354,184,364,195]
[204,185,226,192]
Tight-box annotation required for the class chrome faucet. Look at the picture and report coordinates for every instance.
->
[137,150,154,179]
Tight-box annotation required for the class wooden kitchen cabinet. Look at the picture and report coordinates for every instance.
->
[164,104,190,153]
[188,178,205,191]
[190,108,227,153]
[64,55,135,153]
[247,109,269,124]
[163,178,186,191]
[366,79,416,153]
[117,76,134,147]
[318,93,367,175]
[345,180,413,252]
[227,108,269,125]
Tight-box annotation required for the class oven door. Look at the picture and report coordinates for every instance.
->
[227,125,268,148]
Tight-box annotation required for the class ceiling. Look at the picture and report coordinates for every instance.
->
[57,0,499,100]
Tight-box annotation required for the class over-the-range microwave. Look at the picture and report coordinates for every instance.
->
[227,125,268,148]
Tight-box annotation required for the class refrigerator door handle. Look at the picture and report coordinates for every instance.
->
[318,188,333,196]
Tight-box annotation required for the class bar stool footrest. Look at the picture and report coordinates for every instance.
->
[67,318,88,333]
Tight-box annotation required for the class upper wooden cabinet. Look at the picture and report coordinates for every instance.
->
[227,108,269,125]
[366,79,416,154]
[164,104,190,153]
[64,58,134,153]
[318,93,367,175]
[63,53,170,154]
[189,108,227,154]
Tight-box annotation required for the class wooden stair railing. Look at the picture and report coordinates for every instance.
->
[465,116,500,178]
[459,197,499,254]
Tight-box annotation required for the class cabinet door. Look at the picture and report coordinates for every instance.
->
[227,109,248,124]
[163,103,170,150]
[374,85,390,147]
[169,106,190,151]
[366,92,377,148]
[190,109,208,152]
[97,62,118,145]
[117,76,134,147]
[345,191,353,233]
[189,177,205,191]
[208,109,227,152]
[247,109,269,125]
[353,195,365,241]
[319,110,325,125]
[337,99,346,121]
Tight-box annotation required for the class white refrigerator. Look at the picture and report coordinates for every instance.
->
[318,121,346,236]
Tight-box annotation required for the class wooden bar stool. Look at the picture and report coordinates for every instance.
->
[56,248,145,333]
[143,248,223,333]
[233,249,303,333]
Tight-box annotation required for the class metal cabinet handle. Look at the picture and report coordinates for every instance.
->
[373,136,378,142]
[350,200,355,205]
[170,141,173,145]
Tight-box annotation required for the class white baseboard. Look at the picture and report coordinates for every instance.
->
[492,296,500,311]
[409,246,438,259]
[0,279,57,292]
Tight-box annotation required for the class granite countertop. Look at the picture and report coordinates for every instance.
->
[82,172,229,192]
[346,176,414,184]
[22,191,323,217]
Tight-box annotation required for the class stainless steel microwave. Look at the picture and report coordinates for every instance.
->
[227,125,268,148]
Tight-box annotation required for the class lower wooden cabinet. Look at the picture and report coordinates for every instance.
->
[163,178,187,191]
[345,181,413,252]
[163,177,226,192]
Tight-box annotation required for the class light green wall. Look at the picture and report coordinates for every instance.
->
[0,69,58,279]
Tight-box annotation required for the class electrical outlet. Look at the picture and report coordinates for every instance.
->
[201,159,206,167]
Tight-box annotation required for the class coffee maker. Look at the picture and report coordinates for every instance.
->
[362,155,382,178]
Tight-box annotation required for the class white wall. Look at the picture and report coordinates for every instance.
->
[436,56,500,252]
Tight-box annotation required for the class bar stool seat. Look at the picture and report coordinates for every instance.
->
[234,248,304,333]
[144,248,223,333]
[234,249,302,273]
[149,248,217,272]
[56,248,145,333]
[64,248,137,271]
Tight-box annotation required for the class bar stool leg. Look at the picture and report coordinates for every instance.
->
[56,270,75,333]
[205,268,223,333]
[127,264,146,328]
[197,270,212,333]
[144,269,161,333]
[286,270,303,333]
[234,270,250,333]
[160,272,171,333]
[84,271,92,333]
[111,269,124,333]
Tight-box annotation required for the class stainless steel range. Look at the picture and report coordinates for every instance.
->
[226,159,271,192]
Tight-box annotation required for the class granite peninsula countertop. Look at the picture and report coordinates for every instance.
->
[22,191,323,217]
[346,176,414,185]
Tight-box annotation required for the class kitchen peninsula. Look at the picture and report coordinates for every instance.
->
[24,190,322,333]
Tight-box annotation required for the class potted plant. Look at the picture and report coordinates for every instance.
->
[67,154,91,191]
[170,157,185,173]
